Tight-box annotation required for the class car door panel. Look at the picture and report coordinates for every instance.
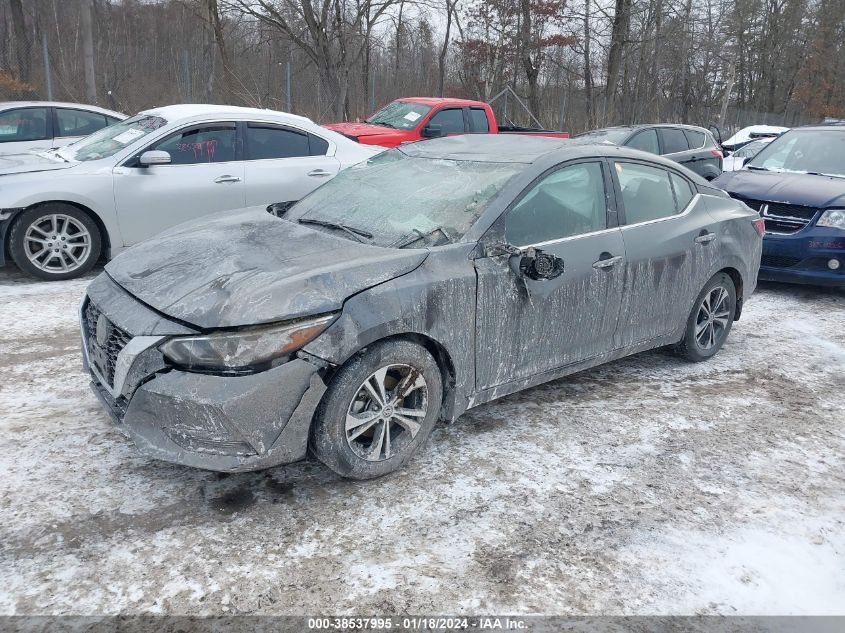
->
[113,122,245,245]
[474,159,625,389]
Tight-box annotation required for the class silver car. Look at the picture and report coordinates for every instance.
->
[0,104,379,280]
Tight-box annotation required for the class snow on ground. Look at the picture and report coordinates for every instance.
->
[0,267,843,615]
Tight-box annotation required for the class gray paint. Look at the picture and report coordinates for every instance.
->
[81,135,762,472]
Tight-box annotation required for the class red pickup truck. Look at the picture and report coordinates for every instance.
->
[324,97,569,147]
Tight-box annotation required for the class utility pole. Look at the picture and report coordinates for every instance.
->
[80,0,97,104]
[42,33,53,100]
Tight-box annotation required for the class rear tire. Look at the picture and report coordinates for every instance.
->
[675,272,736,362]
[9,204,101,281]
[310,340,442,480]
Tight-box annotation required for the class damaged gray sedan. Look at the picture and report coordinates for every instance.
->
[81,135,763,479]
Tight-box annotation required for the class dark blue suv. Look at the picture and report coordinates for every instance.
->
[713,126,845,287]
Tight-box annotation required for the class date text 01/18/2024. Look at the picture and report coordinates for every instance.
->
[307,617,528,630]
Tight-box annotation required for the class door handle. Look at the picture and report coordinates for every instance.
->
[695,231,717,244]
[308,169,332,177]
[214,175,241,184]
[592,255,623,269]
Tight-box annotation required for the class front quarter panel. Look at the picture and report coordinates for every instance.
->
[302,243,478,421]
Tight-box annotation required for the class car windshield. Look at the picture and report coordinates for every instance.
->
[747,129,845,177]
[574,128,631,144]
[286,150,521,247]
[366,101,432,130]
[59,114,168,162]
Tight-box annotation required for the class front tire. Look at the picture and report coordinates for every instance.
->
[310,340,443,480]
[675,272,736,362]
[9,204,102,281]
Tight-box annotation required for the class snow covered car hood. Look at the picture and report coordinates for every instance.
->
[714,170,845,209]
[106,207,428,329]
[0,151,76,175]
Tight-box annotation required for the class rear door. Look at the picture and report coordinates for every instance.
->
[610,159,718,347]
[113,121,245,245]
[241,122,340,207]
[54,107,115,147]
[658,127,693,167]
[0,106,52,154]
[474,159,625,388]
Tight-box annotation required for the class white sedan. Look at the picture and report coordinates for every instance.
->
[0,101,125,155]
[0,104,380,280]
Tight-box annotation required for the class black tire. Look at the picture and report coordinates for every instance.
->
[9,204,102,281]
[310,339,443,480]
[675,272,737,362]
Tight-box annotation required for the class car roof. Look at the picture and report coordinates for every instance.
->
[790,124,845,132]
[397,97,488,107]
[138,103,315,125]
[0,100,126,118]
[397,134,705,175]
[588,123,711,134]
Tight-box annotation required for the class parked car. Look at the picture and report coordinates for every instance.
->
[713,125,845,287]
[80,135,763,478]
[720,125,788,154]
[324,97,570,147]
[0,101,125,155]
[0,104,379,280]
[721,137,774,171]
[575,124,723,180]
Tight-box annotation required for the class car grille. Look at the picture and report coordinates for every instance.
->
[760,254,802,268]
[82,299,133,389]
[732,196,820,235]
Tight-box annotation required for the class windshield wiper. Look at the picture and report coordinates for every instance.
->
[297,218,373,243]
[805,171,845,179]
[391,227,453,249]
[745,165,770,171]
[367,120,396,129]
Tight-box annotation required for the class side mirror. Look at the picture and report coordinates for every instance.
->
[485,241,522,258]
[420,123,445,139]
[139,150,171,166]
[516,247,564,281]
[267,201,295,217]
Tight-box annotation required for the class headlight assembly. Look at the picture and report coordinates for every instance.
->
[818,209,845,230]
[159,313,336,372]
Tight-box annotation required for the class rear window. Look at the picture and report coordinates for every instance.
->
[469,108,489,133]
[246,125,310,159]
[660,128,689,154]
[56,108,108,137]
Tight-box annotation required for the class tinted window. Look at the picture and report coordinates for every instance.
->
[0,107,49,142]
[309,134,329,156]
[428,108,465,135]
[153,125,237,164]
[507,162,607,246]
[660,128,689,154]
[246,125,309,159]
[670,173,695,210]
[469,108,489,133]
[615,161,678,224]
[683,129,705,149]
[56,108,108,137]
[627,129,659,154]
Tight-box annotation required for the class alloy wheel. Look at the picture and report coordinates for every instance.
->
[23,213,92,274]
[345,364,428,462]
[694,285,731,350]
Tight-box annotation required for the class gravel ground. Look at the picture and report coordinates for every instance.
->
[1,267,843,616]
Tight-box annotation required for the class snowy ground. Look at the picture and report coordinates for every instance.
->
[0,266,843,616]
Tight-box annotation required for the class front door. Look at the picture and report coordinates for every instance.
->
[474,160,626,389]
[610,159,718,347]
[113,122,245,245]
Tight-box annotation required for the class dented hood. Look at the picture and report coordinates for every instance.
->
[715,170,845,208]
[0,151,76,175]
[106,207,428,329]
[323,122,407,146]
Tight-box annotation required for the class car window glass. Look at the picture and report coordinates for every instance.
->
[683,129,705,148]
[309,134,329,156]
[0,107,49,142]
[627,129,659,154]
[153,125,237,164]
[469,108,489,133]
[670,173,695,210]
[428,108,465,135]
[660,128,690,154]
[246,125,309,159]
[616,161,678,224]
[56,109,108,137]
[507,162,607,246]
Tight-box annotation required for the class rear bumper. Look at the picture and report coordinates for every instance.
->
[759,229,845,288]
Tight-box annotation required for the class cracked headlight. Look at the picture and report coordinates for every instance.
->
[159,314,336,372]
[818,209,845,230]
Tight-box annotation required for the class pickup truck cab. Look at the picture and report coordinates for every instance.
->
[324,97,569,147]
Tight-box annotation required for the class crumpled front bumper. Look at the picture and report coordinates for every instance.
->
[81,273,328,472]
